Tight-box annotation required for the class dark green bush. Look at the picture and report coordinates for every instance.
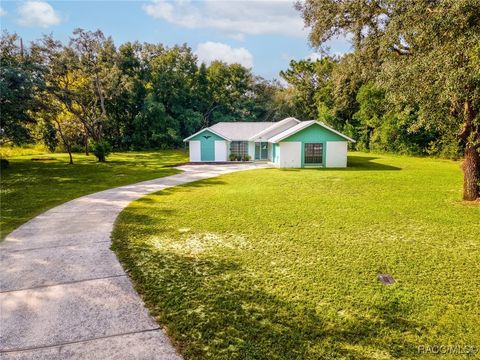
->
[1,158,9,169]
[92,140,112,162]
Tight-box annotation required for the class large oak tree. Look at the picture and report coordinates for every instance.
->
[297,0,480,200]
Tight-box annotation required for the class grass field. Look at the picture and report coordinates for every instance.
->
[0,150,187,238]
[112,153,480,360]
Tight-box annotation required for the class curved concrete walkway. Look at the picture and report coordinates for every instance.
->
[0,164,269,359]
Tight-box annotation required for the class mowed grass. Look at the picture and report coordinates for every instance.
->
[112,153,480,360]
[0,150,187,238]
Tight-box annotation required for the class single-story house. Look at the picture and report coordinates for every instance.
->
[183,117,355,168]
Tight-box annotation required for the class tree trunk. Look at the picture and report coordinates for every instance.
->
[67,145,74,165]
[54,120,73,165]
[84,125,89,156]
[459,100,479,201]
[462,145,479,201]
[98,154,106,162]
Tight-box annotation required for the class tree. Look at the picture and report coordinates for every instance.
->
[37,29,123,161]
[353,83,385,150]
[53,111,80,164]
[297,0,480,200]
[0,32,45,146]
[279,58,338,121]
[206,61,253,124]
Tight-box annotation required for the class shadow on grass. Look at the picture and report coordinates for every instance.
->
[346,156,401,171]
[147,178,228,198]
[113,231,420,359]
[116,178,227,236]
[277,156,401,172]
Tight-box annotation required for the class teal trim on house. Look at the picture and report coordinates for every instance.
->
[272,143,280,163]
[281,123,345,167]
[188,129,226,161]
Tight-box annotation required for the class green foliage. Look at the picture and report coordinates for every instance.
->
[297,0,480,199]
[0,150,187,238]
[41,122,59,152]
[0,158,9,169]
[352,83,386,151]
[91,140,112,162]
[280,58,336,120]
[229,153,237,161]
[112,153,480,359]
[3,29,285,153]
[0,32,45,145]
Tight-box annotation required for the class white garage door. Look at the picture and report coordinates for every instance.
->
[325,141,347,167]
[214,140,228,161]
[189,140,201,162]
[279,142,301,168]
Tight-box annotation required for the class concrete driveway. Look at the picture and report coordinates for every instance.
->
[0,163,270,359]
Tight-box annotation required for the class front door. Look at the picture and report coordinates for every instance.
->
[255,142,268,160]
[200,135,215,161]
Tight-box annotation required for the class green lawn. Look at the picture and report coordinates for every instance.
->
[112,153,480,360]
[0,150,187,238]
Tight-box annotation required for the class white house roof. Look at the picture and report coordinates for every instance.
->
[183,118,355,143]
[209,122,275,141]
[248,117,301,141]
[268,120,356,143]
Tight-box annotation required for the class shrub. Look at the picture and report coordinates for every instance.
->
[229,153,237,161]
[1,158,9,169]
[91,140,112,162]
[243,154,251,161]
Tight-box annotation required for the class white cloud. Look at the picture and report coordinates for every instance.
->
[195,42,253,68]
[0,7,7,17]
[17,1,60,28]
[143,0,305,38]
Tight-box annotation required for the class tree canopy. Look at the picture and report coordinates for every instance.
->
[2,11,478,200]
[296,0,480,200]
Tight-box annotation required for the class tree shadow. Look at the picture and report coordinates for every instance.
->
[346,156,402,171]
[114,178,227,237]
[113,235,420,360]
[274,156,401,172]
[149,178,228,198]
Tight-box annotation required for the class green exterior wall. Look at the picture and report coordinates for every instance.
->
[189,130,226,161]
[281,123,346,167]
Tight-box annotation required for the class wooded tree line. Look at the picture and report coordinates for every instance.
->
[1,0,479,200]
[1,29,288,162]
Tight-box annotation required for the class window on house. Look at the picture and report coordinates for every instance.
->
[304,143,323,164]
[230,141,248,157]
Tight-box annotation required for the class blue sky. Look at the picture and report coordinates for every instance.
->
[0,0,351,80]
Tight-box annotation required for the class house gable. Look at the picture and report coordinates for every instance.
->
[187,129,226,142]
[184,128,229,142]
[279,122,349,168]
[186,129,228,162]
[281,122,347,143]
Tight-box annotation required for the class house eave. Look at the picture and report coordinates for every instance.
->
[183,127,231,142]
[268,121,355,143]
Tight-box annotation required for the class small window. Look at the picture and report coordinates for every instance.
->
[304,143,323,164]
[230,141,248,157]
